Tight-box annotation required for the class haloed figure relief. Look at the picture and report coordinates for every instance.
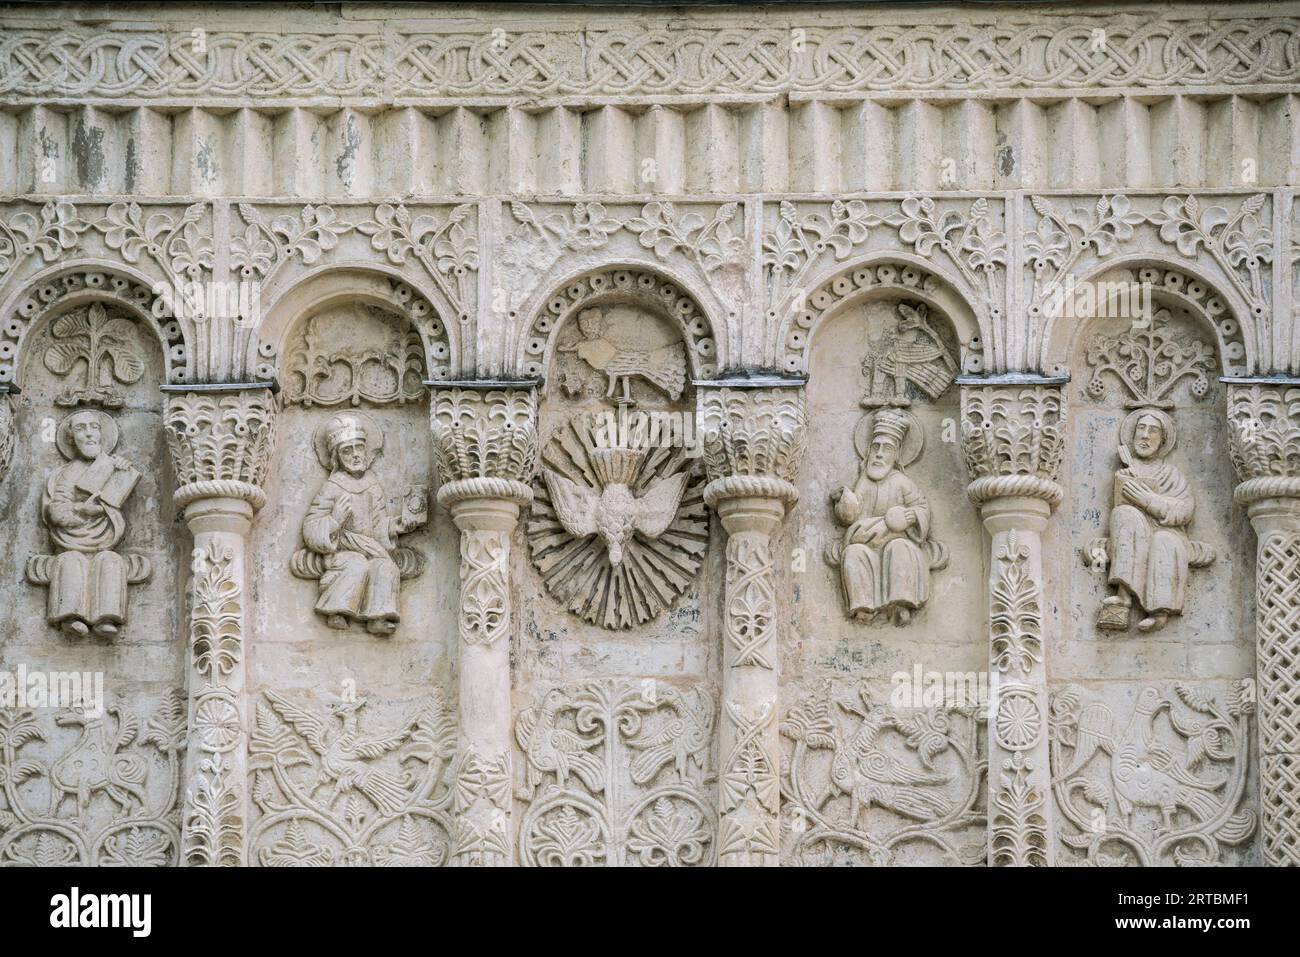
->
[292,412,428,636]
[1095,409,1214,633]
[27,409,149,638]
[827,410,948,625]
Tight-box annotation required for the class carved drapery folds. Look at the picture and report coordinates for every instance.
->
[698,383,805,865]
[429,385,538,865]
[961,380,1065,865]
[164,385,278,866]
[1227,383,1300,866]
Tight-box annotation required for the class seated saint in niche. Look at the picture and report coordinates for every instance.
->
[40,409,141,638]
[299,413,425,636]
[827,409,948,625]
[1099,408,1200,633]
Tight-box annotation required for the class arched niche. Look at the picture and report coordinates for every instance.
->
[1,262,189,389]
[0,272,186,866]
[255,264,459,386]
[789,267,987,691]
[773,254,987,377]
[1047,259,1255,686]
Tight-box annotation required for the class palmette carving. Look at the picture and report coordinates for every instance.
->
[0,696,187,866]
[165,389,277,508]
[1050,683,1257,866]
[781,683,986,866]
[27,409,149,639]
[430,388,538,487]
[250,691,457,867]
[960,385,1065,500]
[516,682,716,867]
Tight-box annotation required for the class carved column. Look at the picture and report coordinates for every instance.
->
[959,378,1066,867]
[429,383,538,867]
[1227,382,1300,866]
[698,382,806,866]
[164,385,277,866]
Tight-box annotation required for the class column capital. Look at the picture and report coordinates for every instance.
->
[164,385,278,513]
[1226,382,1300,511]
[959,379,1067,511]
[697,382,806,511]
[429,384,538,509]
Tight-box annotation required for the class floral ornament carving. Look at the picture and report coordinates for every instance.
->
[164,389,277,508]
[960,385,1065,505]
[1228,385,1300,484]
[43,303,145,408]
[698,387,806,486]
[781,682,986,866]
[450,747,511,865]
[282,314,426,408]
[430,388,538,487]
[991,683,1049,866]
[991,531,1042,676]
[1084,309,1216,409]
[234,203,352,277]
[624,202,744,276]
[0,201,88,279]
[529,411,707,629]
[97,201,212,293]
[1025,194,1145,319]
[0,695,187,866]
[190,543,242,682]
[1050,683,1257,866]
[516,683,716,867]
[250,691,457,867]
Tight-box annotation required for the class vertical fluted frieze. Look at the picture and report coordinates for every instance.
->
[430,385,538,866]
[698,384,805,866]
[1227,383,1300,866]
[164,386,278,866]
[960,380,1066,866]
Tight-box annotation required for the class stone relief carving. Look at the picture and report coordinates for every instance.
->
[559,307,686,405]
[26,409,150,638]
[42,303,145,408]
[1084,314,1217,633]
[780,682,986,866]
[291,412,428,636]
[0,695,186,866]
[282,312,425,408]
[529,411,706,629]
[250,690,457,866]
[1050,682,1257,866]
[0,394,14,482]
[165,389,277,508]
[516,682,716,867]
[827,409,948,624]
[859,302,958,408]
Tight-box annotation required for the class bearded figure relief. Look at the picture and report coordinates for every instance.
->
[1093,409,1215,633]
[27,409,150,638]
[827,410,948,625]
[292,412,428,636]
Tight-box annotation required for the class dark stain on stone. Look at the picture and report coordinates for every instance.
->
[124,136,137,194]
[73,119,105,189]
[996,144,1015,177]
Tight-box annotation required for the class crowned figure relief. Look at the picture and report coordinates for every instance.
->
[827,409,948,625]
[293,412,427,636]
[29,409,148,638]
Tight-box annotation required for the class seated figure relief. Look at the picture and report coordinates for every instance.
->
[27,409,150,638]
[827,410,948,625]
[291,412,428,636]
[1094,409,1215,633]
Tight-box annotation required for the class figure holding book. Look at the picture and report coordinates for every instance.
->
[40,409,141,638]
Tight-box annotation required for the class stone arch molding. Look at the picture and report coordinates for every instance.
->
[516,264,722,381]
[1,260,189,389]
[257,264,461,389]
[1041,257,1251,379]
[775,255,987,377]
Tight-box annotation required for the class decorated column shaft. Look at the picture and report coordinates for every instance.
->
[698,382,805,866]
[1227,382,1300,866]
[960,379,1066,867]
[164,385,277,866]
[430,384,538,867]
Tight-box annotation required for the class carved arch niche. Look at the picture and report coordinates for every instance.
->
[520,266,714,654]
[1045,262,1259,866]
[0,269,187,867]
[247,274,459,710]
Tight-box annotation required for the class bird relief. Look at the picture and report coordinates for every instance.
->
[1050,683,1256,866]
[557,306,687,406]
[528,411,708,629]
[859,302,957,409]
[291,412,429,636]
[26,409,151,639]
